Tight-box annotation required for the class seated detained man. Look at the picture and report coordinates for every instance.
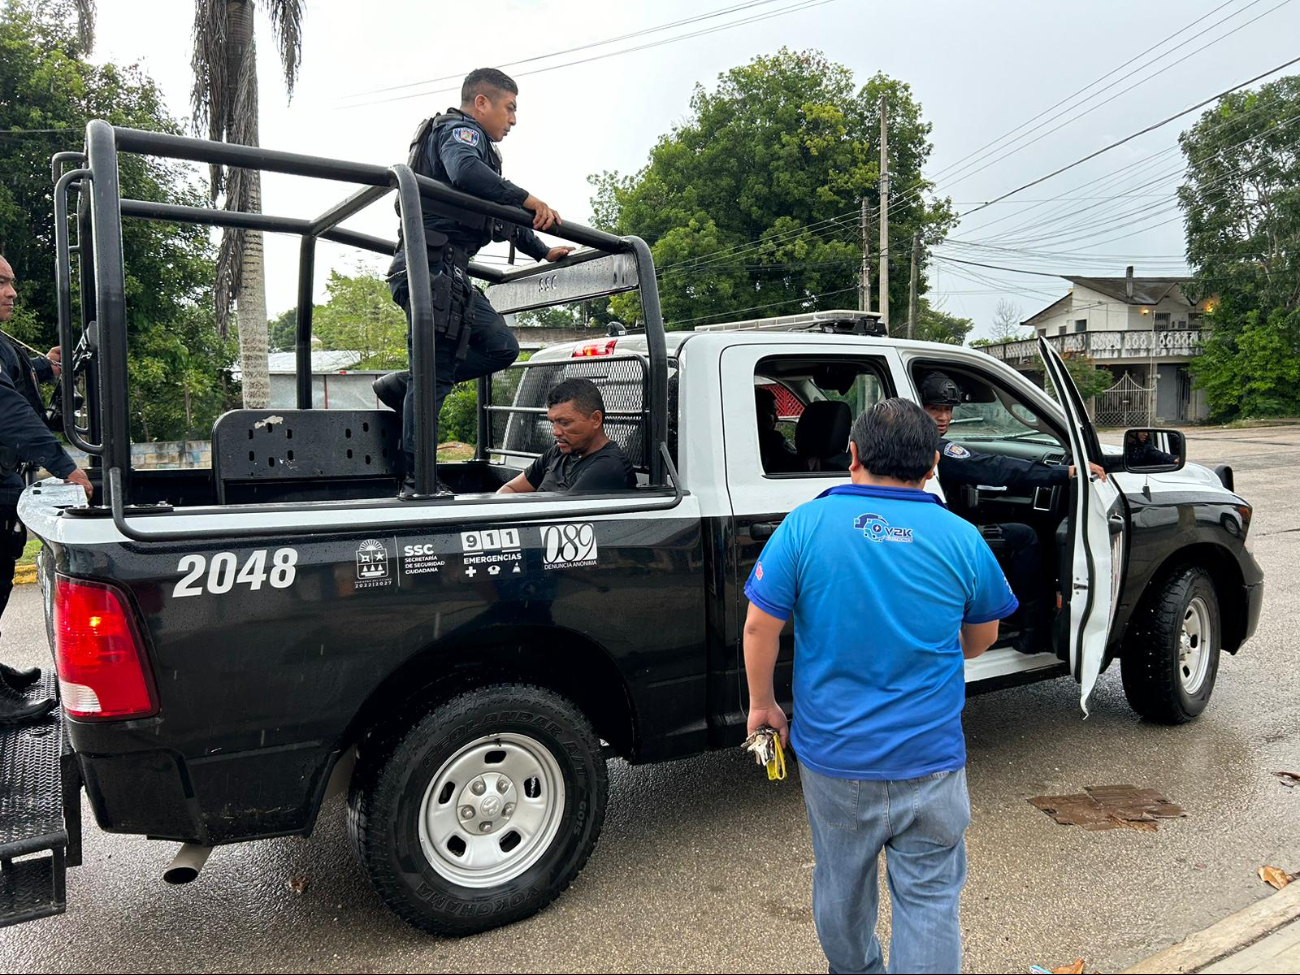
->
[498,378,635,495]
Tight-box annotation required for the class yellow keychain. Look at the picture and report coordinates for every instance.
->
[742,727,787,781]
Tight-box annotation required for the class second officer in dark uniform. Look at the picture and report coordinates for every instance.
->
[384,67,573,495]
[918,370,1105,653]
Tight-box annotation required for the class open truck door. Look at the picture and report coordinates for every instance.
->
[1038,337,1127,715]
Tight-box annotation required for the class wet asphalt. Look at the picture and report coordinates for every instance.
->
[1,426,1297,973]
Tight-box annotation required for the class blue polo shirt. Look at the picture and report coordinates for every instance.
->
[744,484,1018,781]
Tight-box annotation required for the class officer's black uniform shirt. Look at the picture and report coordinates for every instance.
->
[389,109,550,278]
[0,337,74,505]
[524,441,635,494]
[936,438,1070,490]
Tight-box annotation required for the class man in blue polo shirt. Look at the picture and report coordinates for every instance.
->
[744,397,1016,974]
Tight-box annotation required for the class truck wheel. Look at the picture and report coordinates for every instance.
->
[1121,566,1221,724]
[347,683,607,935]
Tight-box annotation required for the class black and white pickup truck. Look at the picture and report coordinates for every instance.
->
[0,123,1262,935]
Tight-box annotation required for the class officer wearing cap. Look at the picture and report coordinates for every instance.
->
[918,370,1105,653]
[383,67,573,496]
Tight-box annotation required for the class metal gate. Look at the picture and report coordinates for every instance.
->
[1094,372,1152,428]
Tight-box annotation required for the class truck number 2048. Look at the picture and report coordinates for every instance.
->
[172,549,299,597]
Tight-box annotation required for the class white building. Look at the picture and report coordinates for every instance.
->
[981,268,1213,423]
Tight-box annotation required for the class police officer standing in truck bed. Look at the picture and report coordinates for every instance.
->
[383,68,573,497]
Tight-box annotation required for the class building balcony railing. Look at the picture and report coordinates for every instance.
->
[980,329,1204,364]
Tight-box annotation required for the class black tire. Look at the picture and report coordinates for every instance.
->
[347,683,607,936]
[1121,565,1221,724]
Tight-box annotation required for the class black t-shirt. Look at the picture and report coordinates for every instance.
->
[524,441,636,494]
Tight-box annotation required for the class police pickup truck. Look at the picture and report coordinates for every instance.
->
[0,123,1262,935]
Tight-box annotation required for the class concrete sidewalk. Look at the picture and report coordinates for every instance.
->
[1122,882,1300,974]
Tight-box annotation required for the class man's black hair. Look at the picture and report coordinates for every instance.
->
[462,68,519,106]
[850,397,940,483]
[547,377,605,418]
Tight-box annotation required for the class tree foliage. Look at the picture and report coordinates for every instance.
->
[310,269,407,369]
[590,50,954,329]
[0,1,237,440]
[1179,75,1300,420]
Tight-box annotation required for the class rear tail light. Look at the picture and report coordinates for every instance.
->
[572,339,617,357]
[53,576,157,720]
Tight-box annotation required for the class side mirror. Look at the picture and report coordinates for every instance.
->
[1123,428,1186,474]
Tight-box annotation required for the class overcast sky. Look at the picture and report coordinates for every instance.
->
[86,0,1300,341]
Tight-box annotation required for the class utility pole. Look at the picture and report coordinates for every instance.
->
[878,93,890,330]
[907,233,920,340]
[859,198,872,313]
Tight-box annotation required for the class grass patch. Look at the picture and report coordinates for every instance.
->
[17,537,40,566]
[437,442,475,462]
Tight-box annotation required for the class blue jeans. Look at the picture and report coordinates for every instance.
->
[391,275,519,473]
[799,763,971,974]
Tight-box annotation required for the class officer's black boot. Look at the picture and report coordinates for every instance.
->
[0,675,54,726]
[0,661,40,690]
[373,371,409,414]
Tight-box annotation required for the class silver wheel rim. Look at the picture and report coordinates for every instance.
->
[1178,595,1214,696]
[417,733,566,889]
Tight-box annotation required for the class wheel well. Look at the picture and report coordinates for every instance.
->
[339,625,638,763]
[1125,543,1247,654]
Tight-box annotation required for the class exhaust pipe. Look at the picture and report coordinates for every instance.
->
[162,843,212,885]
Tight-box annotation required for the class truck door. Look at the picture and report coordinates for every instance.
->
[1037,338,1128,715]
[719,343,906,731]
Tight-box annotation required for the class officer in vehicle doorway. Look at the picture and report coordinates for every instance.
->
[381,67,573,497]
[919,370,1105,654]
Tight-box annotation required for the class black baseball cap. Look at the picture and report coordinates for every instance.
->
[919,371,963,407]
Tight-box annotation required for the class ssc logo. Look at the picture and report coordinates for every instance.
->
[943,442,971,459]
[854,513,914,544]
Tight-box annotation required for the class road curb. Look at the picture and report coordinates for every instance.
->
[1120,883,1300,974]
[13,564,36,586]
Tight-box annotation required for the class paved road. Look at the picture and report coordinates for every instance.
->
[2,428,1298,973]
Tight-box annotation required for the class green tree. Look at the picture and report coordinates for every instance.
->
[915,300,972,345]
[1036,353,1114,403]
[0,1,237,441]
[1178,75,1300,420]
[268,306,296,351]
[590,50,953,329]
[310,269,407,369]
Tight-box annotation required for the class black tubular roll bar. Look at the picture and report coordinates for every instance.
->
[51,120,669,529]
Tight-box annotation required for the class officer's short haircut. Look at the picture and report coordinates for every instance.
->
[462,68,519,106]
[850,397,940,483]
[547,378,605,419]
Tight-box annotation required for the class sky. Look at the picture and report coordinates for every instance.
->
[83,0,1300,341]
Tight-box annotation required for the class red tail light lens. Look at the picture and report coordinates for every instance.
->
[53,576,156,720]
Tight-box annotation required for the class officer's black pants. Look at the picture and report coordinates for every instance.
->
[983,522,1043,616]
[391,273,520,474]
[0,503,26,622]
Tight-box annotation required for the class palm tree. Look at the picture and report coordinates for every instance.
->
[191,0,304,408]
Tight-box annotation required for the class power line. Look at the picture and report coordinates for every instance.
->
[959,53,1300,218]
[338,0,841,110]
[338,0,790,100]
[925,0,1292,200]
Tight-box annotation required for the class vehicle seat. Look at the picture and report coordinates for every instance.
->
[794,400,852,472]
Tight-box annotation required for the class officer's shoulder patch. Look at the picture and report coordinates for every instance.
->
[451,126,480,147]
[943,442,970,459]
